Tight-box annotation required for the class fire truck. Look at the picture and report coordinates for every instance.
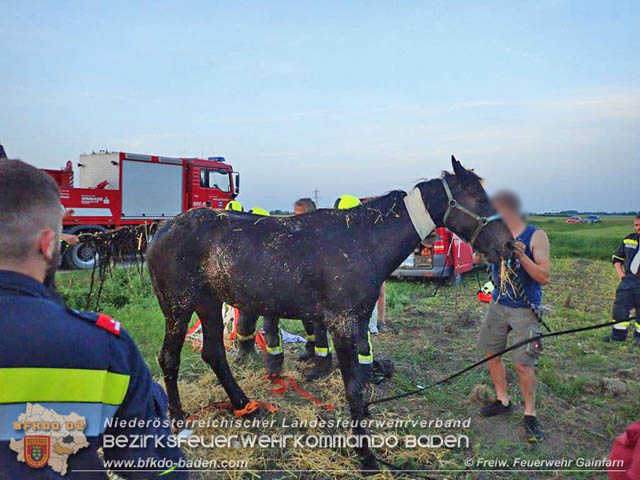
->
[42,151,240,269]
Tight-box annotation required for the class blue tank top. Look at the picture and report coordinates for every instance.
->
[491,224,543,308]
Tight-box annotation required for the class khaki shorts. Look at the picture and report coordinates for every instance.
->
[477,303,542,366]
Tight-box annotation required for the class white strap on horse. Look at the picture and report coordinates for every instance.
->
[403,187,435,240]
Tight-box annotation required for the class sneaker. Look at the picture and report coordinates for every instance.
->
[524,415,544,442]
[479,400,512,417]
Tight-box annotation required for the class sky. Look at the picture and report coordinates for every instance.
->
[1,1,639,212]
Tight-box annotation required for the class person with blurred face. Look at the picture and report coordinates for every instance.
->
[607,215,640,345]
[477,190,550,443]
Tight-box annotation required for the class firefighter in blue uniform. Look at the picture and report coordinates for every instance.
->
[607,215,640,345]
[0,159,187,479]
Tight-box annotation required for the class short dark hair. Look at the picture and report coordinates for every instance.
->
[294,198,316,213]
[0,159,61,260]
[492,190,522,214]
[635,214,640,220]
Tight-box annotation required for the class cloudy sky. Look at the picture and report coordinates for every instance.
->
[1,1,638,212]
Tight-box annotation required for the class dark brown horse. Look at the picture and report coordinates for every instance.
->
[147,157,513,472]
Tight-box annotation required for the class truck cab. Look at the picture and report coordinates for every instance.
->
[186,157,237,210]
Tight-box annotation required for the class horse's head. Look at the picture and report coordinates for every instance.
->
[425,156,514,263]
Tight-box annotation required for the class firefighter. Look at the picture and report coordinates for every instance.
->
[606,215,640,345]
[234,207,284,375]
[292,198,319,362]
[302,196,366,376]
[225,200,244,212]
[0,159,186,479]
[293,197,316,216]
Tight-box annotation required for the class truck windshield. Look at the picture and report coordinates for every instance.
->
[200,169,231,192]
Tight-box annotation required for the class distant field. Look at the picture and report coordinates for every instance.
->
[528,215,633,260]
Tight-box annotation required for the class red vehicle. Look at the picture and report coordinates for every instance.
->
[390,227,477,280]
[42,151,240,269]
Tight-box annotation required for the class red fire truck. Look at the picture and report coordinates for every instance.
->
[42,151,240,269]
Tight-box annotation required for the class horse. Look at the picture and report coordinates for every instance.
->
[146,156,514,472]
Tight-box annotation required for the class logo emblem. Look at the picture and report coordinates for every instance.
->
[24,436,50,468]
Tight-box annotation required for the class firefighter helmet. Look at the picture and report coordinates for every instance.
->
[249,207,270,216]
[225,201,244,212]
[334,195,362,210]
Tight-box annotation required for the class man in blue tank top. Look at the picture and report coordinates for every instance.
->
[476,191,550,443]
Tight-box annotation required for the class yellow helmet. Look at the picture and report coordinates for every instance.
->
[334,194,362,210]
[249,207,270,216]
[225,200,244,212]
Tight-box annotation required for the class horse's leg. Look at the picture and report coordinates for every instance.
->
[262,316,284,376]
[236,310,259,360]
[307,319,332,381]
[330,318,378,473]
[196,293,249,409]
[157,303,193,422]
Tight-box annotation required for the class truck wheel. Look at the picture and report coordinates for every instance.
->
[64,241,98,270]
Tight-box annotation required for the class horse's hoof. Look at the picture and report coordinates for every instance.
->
[266,353,284,376]
[360,454,379,475]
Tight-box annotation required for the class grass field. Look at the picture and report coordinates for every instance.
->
[56,228,640,478]
[528,215,634,260]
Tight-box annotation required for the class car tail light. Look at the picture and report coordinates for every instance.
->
[433,240,447,255]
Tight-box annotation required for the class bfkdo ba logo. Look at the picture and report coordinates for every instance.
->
[24,435,50,468]
[10,403,89,476]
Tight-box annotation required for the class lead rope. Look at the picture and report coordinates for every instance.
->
[367,315,637,408]
[503,259,552,332]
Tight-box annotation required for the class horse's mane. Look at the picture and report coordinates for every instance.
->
[413,169,484,190]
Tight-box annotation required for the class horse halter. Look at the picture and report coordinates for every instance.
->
[440,177,502,247]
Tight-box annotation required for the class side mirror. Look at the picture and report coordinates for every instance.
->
[235,173,240,195]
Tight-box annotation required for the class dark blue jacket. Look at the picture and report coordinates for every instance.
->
[0,270,187,479]
[612,232,640,288]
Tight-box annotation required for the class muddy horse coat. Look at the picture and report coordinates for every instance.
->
[147,157,514,472]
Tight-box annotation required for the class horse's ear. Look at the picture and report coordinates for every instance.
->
[451,155,467,178]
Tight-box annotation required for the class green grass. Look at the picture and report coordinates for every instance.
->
[528,215,633,260]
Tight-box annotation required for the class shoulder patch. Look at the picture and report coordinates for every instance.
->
[96,313,122,336]
[68,309,122,336]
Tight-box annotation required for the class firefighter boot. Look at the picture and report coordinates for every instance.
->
[297,341,315,362]
[307,353,332,381]
[606,325,629,342]
[265,352,284,377]
[237,339,255,362]
[359,363,374,384]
